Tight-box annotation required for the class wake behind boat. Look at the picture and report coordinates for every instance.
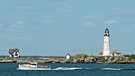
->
[17,61,51,70]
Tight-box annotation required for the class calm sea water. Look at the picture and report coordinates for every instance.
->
[0,63,135,76]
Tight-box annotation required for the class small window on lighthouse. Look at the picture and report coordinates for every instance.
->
[105,41,106,43]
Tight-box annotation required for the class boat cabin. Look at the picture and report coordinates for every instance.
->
[28,62,38,68]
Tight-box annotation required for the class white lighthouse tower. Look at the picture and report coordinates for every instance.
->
[102,28,111,56]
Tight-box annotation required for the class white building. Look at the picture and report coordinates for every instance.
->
[111,50,121,56]
[9,48,20,57]
[102,28,111,56]
[66,53,71,59]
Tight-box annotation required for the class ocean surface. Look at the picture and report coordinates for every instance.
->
[0,63,135,76]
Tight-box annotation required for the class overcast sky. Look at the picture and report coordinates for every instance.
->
[0,0,135,56]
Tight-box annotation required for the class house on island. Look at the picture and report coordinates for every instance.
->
[99,50,121,56]
[9,48,20,57]
[66,53,71,59]
[111,50,121,56]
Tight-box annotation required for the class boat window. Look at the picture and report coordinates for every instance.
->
[31,64,36,66]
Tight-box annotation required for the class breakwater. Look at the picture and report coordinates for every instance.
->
[0,54,135,64]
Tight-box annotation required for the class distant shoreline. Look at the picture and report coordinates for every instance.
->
[0,54,135,64]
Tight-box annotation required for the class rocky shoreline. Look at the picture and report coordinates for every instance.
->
[0,54,135,64]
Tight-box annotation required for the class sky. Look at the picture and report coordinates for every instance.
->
[0,0,135,56]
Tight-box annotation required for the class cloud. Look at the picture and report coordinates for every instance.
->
[84,22,95,26]
[45,20,54,24]
[124,9,135,14]
[112,8,135,14]
[17,5,33,9]
[0,24,2,28]
[55,3,72,13]
[0,24,12,31]
[56,8,71,13]
[3,21,24,31]
[84,16,99,19]
[7,36,25,41]
[4,28,12,31]
[11,21,23,29]
[132,23,135,26]
[105,20,116,24]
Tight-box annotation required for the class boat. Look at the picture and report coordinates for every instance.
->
[17,61,51,70]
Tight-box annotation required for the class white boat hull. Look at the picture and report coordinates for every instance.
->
[17,64,51,70]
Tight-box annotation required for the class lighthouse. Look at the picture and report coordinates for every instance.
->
[102,28,111,56]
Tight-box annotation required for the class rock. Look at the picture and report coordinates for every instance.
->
[84,57,91,63]
[73,54,88,59]
[90,57,97,63]
[84,56,97,63]
[47,59,53,63]
[72,54,89,63]
[96,56,105,63]
[104,56,109,61]
[52,59,61,63]
[0,54,135,64]
[79,58,84,63]
[125,57,130,61]
[72,59,79,63]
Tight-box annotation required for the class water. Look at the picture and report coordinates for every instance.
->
[0,63,135,76]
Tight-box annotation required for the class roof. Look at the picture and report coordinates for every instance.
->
[105,28,109,33]
[66,53,70,56]
[104,28,110,36]
[9,48,19,54]
[99,52,103,55]
[111,50,121,54]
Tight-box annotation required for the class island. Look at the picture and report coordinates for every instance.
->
[0,54,135,64]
